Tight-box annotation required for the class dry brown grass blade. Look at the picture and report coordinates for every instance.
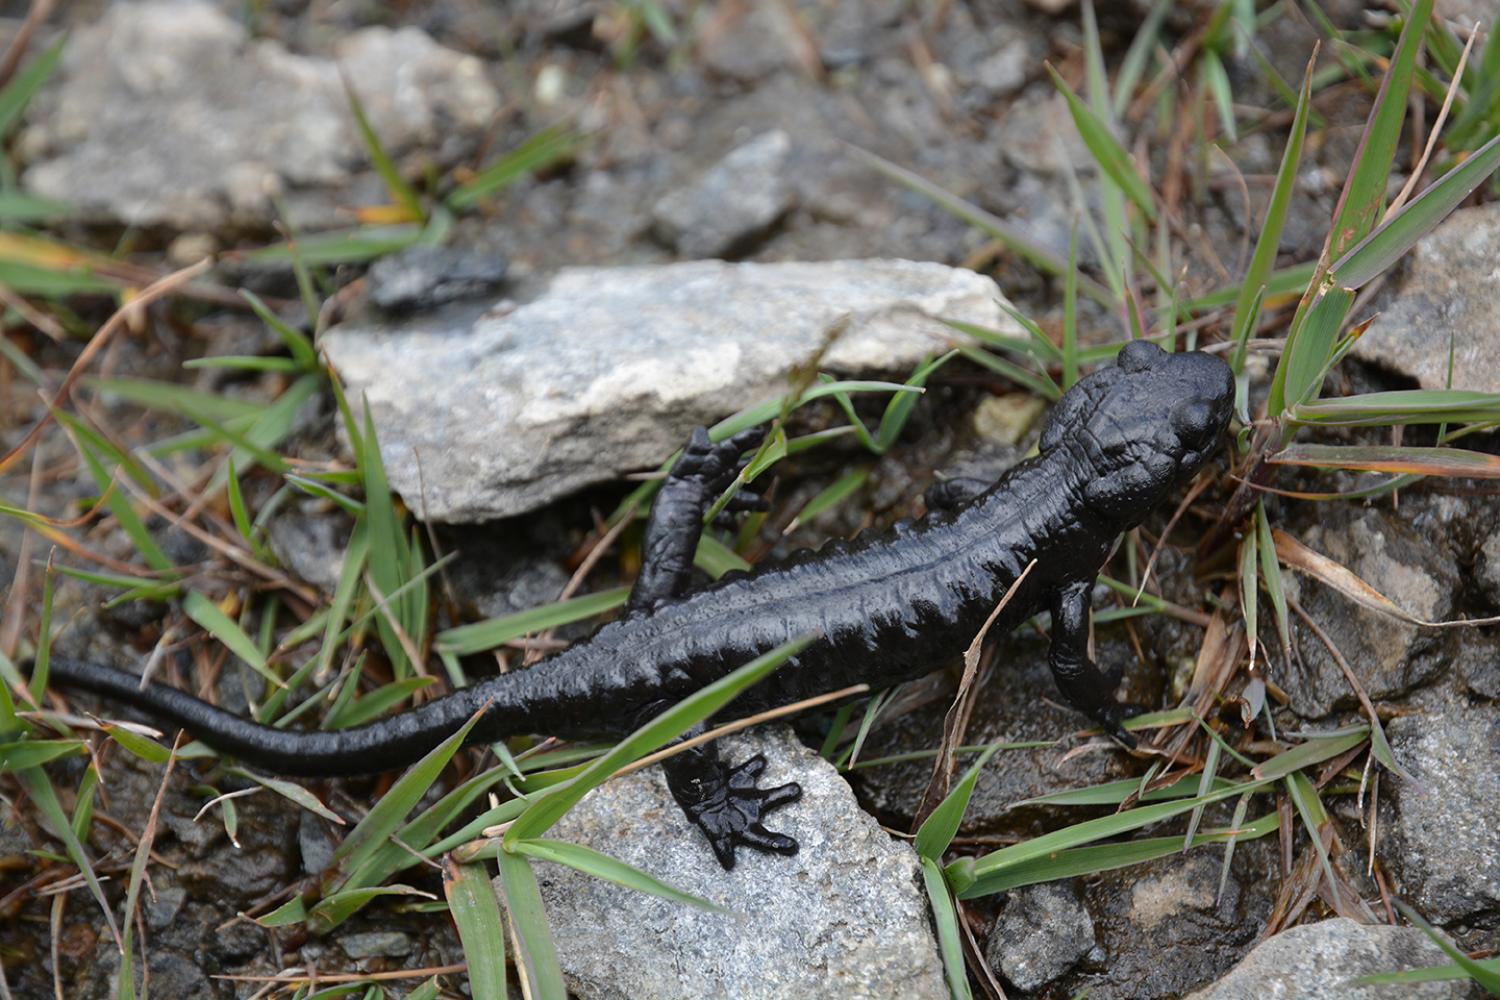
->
[1387,20,1479,216]
[1272,528,1500,627]
[912,559,1038,832]
[0,258,212,477]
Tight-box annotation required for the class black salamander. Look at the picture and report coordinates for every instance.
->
[44,340,1234,868]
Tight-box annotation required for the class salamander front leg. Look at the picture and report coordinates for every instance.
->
[629,426,768,613]
[661,725,802,870]
[1046,580,1135,747]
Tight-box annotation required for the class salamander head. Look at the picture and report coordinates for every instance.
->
[1040,340,1234,527]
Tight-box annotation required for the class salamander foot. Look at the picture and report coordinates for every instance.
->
[668,754,802,870]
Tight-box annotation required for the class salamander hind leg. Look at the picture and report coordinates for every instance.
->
[629,425,768,613]
[661,734,801,870]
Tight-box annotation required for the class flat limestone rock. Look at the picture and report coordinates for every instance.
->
[1184,918,1477,1000]
[19,2,498,228]
[1356,201,1500,393]
[323,258,1015,522]
[510,728,946,1000]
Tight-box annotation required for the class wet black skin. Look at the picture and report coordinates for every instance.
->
[43,341,1234,869]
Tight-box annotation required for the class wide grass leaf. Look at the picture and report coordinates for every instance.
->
[1267,443,1500,478]
[504,633,814,844]
[444,859,507,1000]
[436,586,629,656]
[496,850,568,1000]
[958,812,1280,897]
[1045,64,1157,221]
[1333,130,1500,290]
[914,743,999,860]
[921,857,973,1000]
[510,838,724,912]
[319,704,487,914]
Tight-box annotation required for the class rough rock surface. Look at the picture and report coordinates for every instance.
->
[518,727,946,1000]
[1386,698,1500,922]
[1185,918,1480,999]
[855,629,1136,831]
[367,244,509,312]
[19,1,499,228]
[1072,847,1277,1000]
[984,881,1098,992]
[323,258,1015,522]
[652,129,795,259]
[1281,506,1458,718]
[1357,201,1500,393]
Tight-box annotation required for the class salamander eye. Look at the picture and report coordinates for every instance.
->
[1171,399,1218,451]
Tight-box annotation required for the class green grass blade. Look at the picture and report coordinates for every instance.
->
[443,859,507,1000]
[436,586,629,656]
[14,766,122,948]
[0,34,65,140]
[1265,443,1500,478]
[957,812,1279,898]
[343,76,425,223]
[1255,501,1291,665]
[1045,64,1158,222]
[319,705,488,916]
[958,344,1061,401]
[1333,129,1500,290]
[693,532,751,579]
[1327,0,1433,254]
[1250,727,1369,781]
[921,857,973,1000]
[1229,51,1315,364]
[1364,901,1500,993]
[70,437,174,572]
[875,351,958,453]
[240,290,318,371]
[504,633,814,844]
[447,123,579,211]
[495,849,568,1000]
[511,838,724,911]
[915,743,999,860]
[1201,50,1238,142]
[786,468,870,533]
[184,590,281,689]
[844,142,1114,304]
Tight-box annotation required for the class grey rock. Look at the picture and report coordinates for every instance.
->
[1456,635,1500,700]
[145,883,187,931]
[267,500,350,593]
[516,727,946,1000]
[19,2,499,228]
[984,881,1096,991]
[1387,700,1500,922]
[996,88,1090,176]
[652,130,795,259]
[971,39,1032,97]
[697,3,808,83]
[339,931,413,959]
[1478,527,1500,610]
[299,811,340,877]
[368,244,509,312]
[1185,918,1479,999]
[322,258,1015,522]
[856,630,1135,832]
[1357,201,1500,393]
[1075,846,1275,1000]
[1281,506,1458,717]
